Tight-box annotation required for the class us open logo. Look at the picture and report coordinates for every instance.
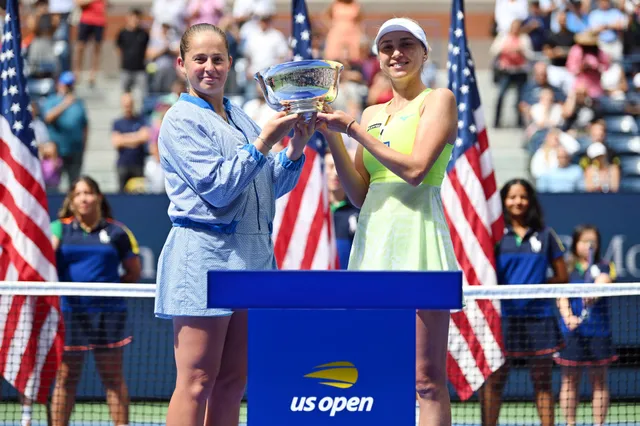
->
[290,361,374,416]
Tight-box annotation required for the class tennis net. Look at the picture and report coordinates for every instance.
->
[0,281,639,426]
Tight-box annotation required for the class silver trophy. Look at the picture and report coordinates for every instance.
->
[254,59,344,120]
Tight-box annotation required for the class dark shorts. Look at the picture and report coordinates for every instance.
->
[555,333,618,367]
[63,311,131,351]
[77,23,105,43]
[504,316,564,358]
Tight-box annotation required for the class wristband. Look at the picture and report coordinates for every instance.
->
[345,119,357,138]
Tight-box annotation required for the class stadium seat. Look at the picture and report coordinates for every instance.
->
[620,176,640,192]
[607,135,640,155]
[604,115,639,135]
[598,97,627,115]
[619,156,640,176]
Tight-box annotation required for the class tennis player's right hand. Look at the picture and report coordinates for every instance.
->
[259,112,300,146]
[564,315,581,331]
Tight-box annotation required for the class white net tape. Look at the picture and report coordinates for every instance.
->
[1,281,639,299]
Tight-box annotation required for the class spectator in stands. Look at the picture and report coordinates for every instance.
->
[24,1,59,80]
[490,19,534,127]
[528,87,565,132]
[600,61,628,100]
[522,1,548,54]
[366,71,393,106]
[150,0,188,38]
[480,179,567,426]
[494,0,529,34]
[566,31,611,98]
[241,4,289,101]
[583,141,620,192]
[153,24,314,426]
[325,149,359,269]
[73,0,107,87]
[556,224,617,426]
[562,0,590,33]
[48,0,74,73]
[520,62,565,123]
[530,128,579,178]
[31,101,62,191]
[561,84,599,132]
[588,0,628,60]
[323,0,364,63]
[41,71,89,189]
[51,176,141,426]
[543,10,575,93]
[232,0,275,30]
[146,21,181,93]
[536,146,585,192]
[146,100,172,193]
[623,1,640,73]
[187,0,225,27]
[116,8,150,105]
[111,93,150,192]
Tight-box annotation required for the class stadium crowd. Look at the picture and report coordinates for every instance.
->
[491,0,640,192]
[2,0,439,194]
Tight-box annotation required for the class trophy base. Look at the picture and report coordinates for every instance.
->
[281,98,323,122]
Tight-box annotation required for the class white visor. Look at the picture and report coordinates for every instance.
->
[372,18,429,55]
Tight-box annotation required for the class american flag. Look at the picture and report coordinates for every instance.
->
[442,0,506,400]
[272,0,338,270]
[0,0,64,404]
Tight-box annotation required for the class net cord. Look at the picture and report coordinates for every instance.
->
[1,282,640,299]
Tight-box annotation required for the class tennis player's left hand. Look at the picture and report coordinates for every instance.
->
[287,114,317,160]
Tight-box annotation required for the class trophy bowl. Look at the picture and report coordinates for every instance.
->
[254,59,344,119]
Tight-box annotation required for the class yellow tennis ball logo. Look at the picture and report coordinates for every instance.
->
[303,361,358,389]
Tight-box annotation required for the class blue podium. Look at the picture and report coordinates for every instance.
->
[207,270,462,426]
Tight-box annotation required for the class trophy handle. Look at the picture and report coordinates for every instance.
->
[254,72,284,112]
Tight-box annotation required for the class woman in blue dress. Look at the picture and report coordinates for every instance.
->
[480,179,568,426]
[556,224,617,426]
[153,24,316,426]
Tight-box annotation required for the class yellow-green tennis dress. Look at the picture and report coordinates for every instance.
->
[347,89,458,272]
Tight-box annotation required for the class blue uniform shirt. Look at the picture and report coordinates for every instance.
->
[496,226,565,317]
[562,261,615,337]
[113,115,148,168]
[52,217,139,313]
[331,200,359,269]
[40,94,88,156]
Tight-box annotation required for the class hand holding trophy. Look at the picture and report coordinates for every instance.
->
[254,59,344,122]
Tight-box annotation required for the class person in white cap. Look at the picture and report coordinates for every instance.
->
[316,17,458,426]
[584,142,620,192]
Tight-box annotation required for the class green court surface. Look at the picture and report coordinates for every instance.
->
[1,402,640,425]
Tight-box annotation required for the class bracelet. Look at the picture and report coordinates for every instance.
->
[257,135,274,149]
[345,119,357,138]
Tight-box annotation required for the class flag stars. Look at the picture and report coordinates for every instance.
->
[30,140,38,149]
[7,67,16,78]
[459,103,466,112]
[290,38,298,48]
[446,61,451,69]
[463,67,471,76]
[460,84,469,94]
[10,103,20,114]
[454,28,463,38]
[300,30,310,41]
[458,120,464,129]
[467,58,474,67]
[12,120,23,132]
[4,49,13,61]
[293,54,303,61]
[295,13,306,24]
[455,137,463,147]
[4,13,10,23]
[2,31,12,43]
[469,124,477,133]
[452,64,458,72]
[1,70,7,80]
[457,11,464,20]
[452,46,460,56]
[8,85,18,96]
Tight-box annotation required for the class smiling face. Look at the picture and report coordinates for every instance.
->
[377,31,426,82]
[178,29,232,100]
[504,183,530,220]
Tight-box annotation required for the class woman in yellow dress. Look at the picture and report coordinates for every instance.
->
[317,17,458,426]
